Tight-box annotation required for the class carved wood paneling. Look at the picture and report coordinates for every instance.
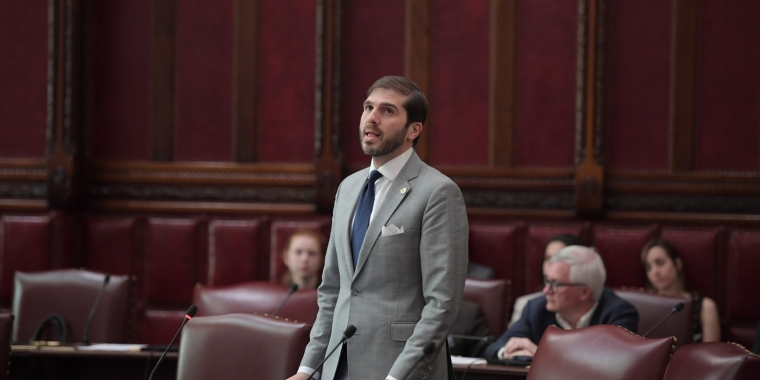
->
[405,0,432,161]
[89,184,315,203]
[149,0,177,161]
[89,199,315,214]
[490,0,518,167]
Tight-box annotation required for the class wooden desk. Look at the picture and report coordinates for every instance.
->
[11,346,528,380]
[10,345,178,380]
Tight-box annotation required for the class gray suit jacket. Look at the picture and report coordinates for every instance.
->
[300,151,469,380]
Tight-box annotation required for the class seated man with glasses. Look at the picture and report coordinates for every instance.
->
[484,245,638,360]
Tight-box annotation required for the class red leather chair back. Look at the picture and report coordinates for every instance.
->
[0,313,13,380]
[463,278,507,336]
[614,287,695,348]
[527,325,675,380]
[12,269,130,343]
[192,281,318,324]
[663,342,760,380]
[177,313,312,380]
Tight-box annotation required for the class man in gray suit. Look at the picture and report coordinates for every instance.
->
[287,76,468,380]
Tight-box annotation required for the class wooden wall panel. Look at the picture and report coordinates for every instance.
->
[341,1,406,168]
[514,0,577,168]
[90,0,151,161]
[605,0,670,171]
[429,0,490,166]
[175,0,235,161]
[257,0,317,164]
[695,0,760,172]
[0,0,48,158]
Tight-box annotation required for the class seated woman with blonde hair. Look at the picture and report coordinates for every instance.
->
[281,229,327,290]
[641,238,720,342]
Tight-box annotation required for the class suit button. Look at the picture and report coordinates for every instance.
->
[351,288,358,296]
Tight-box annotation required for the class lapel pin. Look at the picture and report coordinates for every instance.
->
[400,187,407,194]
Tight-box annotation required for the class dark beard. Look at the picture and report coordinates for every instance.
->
[360,124,409,157]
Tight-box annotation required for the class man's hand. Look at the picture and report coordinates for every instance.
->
[502,337,537,359]
[286,373,310,380]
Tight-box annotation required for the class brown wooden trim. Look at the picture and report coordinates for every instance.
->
[607,211,760,225]
[89,200,316,214]
[467,208,577,219]
[89,161,315,186]
[233,0,259,162]
[149,0,177,161]
[405,0,432,161]
[574,0,605,218]
[0,199,49,212]
[669,0,700,172]
[608,171,760,195]
[315,0,343,213]
[0,160,48,181]
[490,0,518,167]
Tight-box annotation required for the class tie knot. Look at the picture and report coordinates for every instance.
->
[368,170,383,183]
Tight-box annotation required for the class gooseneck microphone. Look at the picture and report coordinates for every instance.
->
[272,284,298,317]
[402,342,436,380]
[148,305,197,380]
[82,274,110,345]
[307,325,357,380]
[643,302,685,338]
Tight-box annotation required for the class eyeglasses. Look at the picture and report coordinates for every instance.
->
[542,276,586,293]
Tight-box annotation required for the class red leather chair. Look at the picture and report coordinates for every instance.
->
[12,269,130,343]
[527,325,675,380]
[177,313,312,380]
[463,278,508,336]
[663,342,760,380]
[192,281,318,324]
[614,287,695,348]
[0,313,13,380]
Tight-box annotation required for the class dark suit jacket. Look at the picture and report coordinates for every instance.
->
[484,287,639,359]
[448,300,493,357]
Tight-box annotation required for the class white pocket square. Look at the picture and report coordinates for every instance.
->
[381,224,404,236]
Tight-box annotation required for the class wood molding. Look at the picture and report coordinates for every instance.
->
[608,171,760,195]
[0,199,49,212]
[467,207,576,219]
[89,161,315,186]
[669,0,700,172]
[405,0,432,161]
[88,200,315,214]
[607,211,760,225]
[0,160,47,181]
[233,0,260,162]
[149,0,177,161]
[490,0,518,167]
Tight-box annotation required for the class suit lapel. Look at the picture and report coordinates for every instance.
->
[354,152,422,278]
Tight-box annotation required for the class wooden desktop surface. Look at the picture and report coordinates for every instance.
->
[10,345,528,380]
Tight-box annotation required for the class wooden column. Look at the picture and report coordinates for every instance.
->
[490,0,518,167]
[315,0,343,213]
[149,0,177,161]
[47,0,85,210]
[574,0,606,218]
[233,0,260,162]
[405,0,432,161]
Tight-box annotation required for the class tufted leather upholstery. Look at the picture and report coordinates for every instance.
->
[614,288,695,348]
[177,313,312,380]
[0,313,13,380]
[192,281,318,324]
[12,269,130,343]
[663,342,760,380]
[527,325,675,380]
[463,278,508,336]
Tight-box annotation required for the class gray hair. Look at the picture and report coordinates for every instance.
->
[549,245,606,301]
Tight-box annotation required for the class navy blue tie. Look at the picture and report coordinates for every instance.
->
[351,170,383,268]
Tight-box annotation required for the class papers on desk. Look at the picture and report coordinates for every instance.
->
[450,356,487,366]
[76,343,147,352]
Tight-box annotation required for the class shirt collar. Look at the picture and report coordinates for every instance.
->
[555,301,599,330]
[369,148,413,182]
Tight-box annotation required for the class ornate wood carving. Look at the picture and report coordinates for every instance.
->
[462,189,575,210]
[47,0,85,210]
[607,194,760,214]
[89,184,315,203]
[490,0,518,167]
[149,0,177,161]
[315,0,343,213]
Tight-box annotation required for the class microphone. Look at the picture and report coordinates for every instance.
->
[272,284,298,317]
[448,334,495,343]
[307,325,357,380]
[82,274,110,345]
[402,341,436,380]
[642,302,685,338]
[148,305,197,380]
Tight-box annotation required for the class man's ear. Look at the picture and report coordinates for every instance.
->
[406,122,422,142]
[580,286,593,302]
